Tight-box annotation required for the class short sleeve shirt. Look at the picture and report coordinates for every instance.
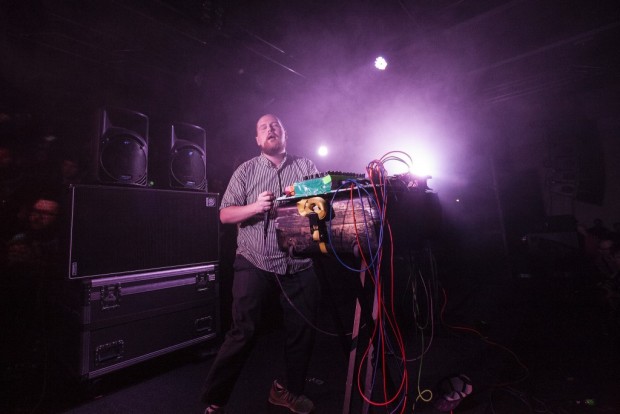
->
[220,152,319,274]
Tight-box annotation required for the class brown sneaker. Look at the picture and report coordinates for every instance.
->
[268,380,314,414]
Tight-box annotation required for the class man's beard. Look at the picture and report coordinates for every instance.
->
[261,139,284,156]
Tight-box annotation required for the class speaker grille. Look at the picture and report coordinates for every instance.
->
[63,185,220,279]
[100,128,148,185]
[168,122,207,192]
[170,143,206,190]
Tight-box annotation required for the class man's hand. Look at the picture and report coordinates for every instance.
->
[220,191,276,224]
[255,191,275,214]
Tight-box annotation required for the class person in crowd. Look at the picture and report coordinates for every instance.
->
[587,218,611,241]
[201,114,321,414]
[41,151,87,195]
[610,222,620,245]
[0,141,34,242]
[59,153,85,186]
[2,194,62,362]
[4,195,61,274]
[594,237,620,333]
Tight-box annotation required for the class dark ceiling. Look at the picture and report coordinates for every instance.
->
[1,0,619,175]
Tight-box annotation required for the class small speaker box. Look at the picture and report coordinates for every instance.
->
[94,107,149,186]
[169,123,207,191]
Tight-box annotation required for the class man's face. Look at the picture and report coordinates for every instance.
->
[256,115,286,156]
[29,199,60,231]
[61,159,79,178]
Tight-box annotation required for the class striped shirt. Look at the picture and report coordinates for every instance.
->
[220,152,319,274]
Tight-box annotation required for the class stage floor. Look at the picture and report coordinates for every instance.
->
[3,255,620,414]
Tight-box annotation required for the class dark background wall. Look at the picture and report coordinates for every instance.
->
[2,0,620,241]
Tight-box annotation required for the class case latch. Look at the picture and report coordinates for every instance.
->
[95,340,125,365]
[196,271,215,292]
[100,284,121,311]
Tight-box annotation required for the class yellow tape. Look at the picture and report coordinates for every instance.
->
[297,197,329,254]
[312,229,320,241]
[319,242,328,254]
[296,197,327,220]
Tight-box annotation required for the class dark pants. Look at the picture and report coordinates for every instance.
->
[201,255,320,406]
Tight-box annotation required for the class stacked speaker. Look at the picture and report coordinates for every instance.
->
[94,107,149,186]
[92,107,207,191]
[544,119,605,205]
[169,123,207,191]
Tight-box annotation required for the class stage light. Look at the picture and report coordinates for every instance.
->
[409,152,436,177]
[379,150,436,178]
[374,56,387,70]
[317,145,328,157]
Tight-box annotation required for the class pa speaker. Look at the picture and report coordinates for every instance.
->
[94,107,149,186]
[169,123,207,191]
[545,119,605,205]
[61,185,220,279]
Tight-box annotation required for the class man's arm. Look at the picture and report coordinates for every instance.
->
[220,190,274,224]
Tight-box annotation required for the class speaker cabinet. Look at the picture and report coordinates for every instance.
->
[60,185,219,279]
[497,169,546,247]
[95,107,149,186]
[545,119,605,205]
[169,123,207,191]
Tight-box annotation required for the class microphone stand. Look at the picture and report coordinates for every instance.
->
[265,170,285,242]
[264,209,270,241]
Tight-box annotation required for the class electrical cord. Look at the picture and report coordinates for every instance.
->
[277,150,433,413]
[273,272,358,337]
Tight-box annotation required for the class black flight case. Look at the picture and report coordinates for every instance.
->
[49,185,221,380]
[52,264,218,380]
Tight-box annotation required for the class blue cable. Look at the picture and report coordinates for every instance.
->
[325,179,384,272]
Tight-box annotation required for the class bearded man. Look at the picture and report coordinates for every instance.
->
[201,114,321,414]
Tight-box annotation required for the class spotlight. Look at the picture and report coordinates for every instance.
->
[374,56,388,70]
